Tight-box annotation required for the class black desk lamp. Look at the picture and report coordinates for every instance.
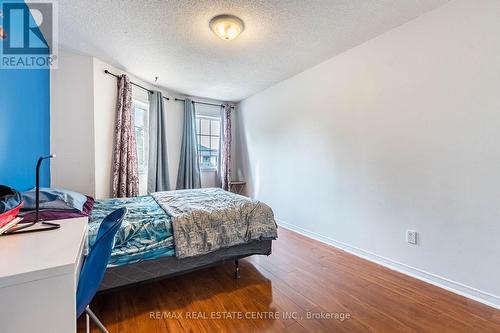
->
[35,155,60,228]
[2,155,60,235]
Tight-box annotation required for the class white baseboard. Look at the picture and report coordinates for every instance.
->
[276,218,500,310]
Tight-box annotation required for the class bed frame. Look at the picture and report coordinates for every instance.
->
[97,239,273,293]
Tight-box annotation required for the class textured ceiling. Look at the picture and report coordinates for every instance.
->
[58,0,449,101]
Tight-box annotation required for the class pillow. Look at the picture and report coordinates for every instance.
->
[19,196,95,223]
[21,187,88,212]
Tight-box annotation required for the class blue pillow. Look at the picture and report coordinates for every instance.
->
[21,187,87,212]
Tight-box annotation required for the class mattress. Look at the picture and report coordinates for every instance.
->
[89,190,277,268]
[89,195,174,267]
[90,192,275,291]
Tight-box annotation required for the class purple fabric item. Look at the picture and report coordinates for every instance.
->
[20,196,95,223]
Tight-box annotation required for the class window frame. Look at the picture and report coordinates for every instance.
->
[196,115,221,172]
[133,99,149,175]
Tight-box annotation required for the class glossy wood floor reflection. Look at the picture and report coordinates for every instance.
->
[78,228,500,333]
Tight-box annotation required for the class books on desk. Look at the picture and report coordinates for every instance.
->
[0,217,23,235]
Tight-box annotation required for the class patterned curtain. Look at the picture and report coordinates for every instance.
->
[111,74,139,197]
[221,104,232,191]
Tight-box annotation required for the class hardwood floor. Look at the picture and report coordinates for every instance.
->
[78,227,500,332]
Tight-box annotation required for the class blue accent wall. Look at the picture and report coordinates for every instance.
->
[0,1,50,190]
[0,69,50,190]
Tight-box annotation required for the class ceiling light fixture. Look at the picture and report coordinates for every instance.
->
[209,14,244,41]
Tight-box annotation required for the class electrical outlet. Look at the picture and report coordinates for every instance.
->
[407,230,417,245]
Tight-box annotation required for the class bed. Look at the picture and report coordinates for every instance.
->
[88,188,278,292]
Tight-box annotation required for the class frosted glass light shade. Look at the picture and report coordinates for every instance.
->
[209,15,245,41]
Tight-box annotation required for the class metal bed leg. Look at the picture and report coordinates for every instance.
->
[85,306,110,333]
[234,259,240,279]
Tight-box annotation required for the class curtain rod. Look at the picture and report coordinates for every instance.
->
[104,70,170,100]
[104,69,234,108]
[174,98,235,109]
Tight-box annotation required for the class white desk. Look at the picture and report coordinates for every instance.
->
[0,217,88,333]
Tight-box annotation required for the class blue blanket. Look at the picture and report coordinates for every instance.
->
[89,196,174,267]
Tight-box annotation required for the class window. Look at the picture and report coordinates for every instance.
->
[133,100,148,175]
[196,115,221,171]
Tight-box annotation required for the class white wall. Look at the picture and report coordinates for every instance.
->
[52,49,228,198]
[236,0,500,308]
[50,49,95,195]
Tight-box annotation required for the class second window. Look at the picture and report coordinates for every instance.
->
[196,115,221,171]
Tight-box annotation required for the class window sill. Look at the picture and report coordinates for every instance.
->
[200,169,218,173]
